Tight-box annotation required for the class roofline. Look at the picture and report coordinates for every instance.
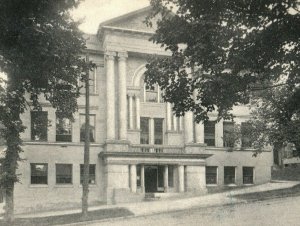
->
[99,5,152,27]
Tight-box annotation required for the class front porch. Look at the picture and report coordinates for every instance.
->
[99,144,212,204]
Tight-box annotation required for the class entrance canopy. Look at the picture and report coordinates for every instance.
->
[99,151,212,166]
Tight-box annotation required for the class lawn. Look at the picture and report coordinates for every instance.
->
[0,208,134,226]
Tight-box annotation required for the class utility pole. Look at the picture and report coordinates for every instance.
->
[82,54,90,218]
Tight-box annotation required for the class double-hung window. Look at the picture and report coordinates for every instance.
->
[56,112,72,142]
[31,111,48,141]
[31,163,48,185]
[56,164,72,184]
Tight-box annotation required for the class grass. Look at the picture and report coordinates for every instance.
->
[0,208,134,226]
[234,183,300,202]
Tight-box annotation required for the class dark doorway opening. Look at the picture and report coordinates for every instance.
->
[145,166,157,193]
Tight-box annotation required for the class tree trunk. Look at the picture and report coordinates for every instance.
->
[82,55,90,218]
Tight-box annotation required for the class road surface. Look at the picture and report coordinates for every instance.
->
[89,196,300,226]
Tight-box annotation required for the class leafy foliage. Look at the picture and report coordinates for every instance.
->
[145,0,300,157]
[145,0,300,124]
[0,0,91,221]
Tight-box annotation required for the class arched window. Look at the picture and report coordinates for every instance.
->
[141,79,162,103]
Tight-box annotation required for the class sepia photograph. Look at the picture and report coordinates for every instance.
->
[0,0,299,225]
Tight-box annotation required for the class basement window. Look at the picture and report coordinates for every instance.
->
[31,163,48,185]
[80,164,96,184]
[206,166,218,185]
[56,164,72,184]
[243,167,254,184]
[224,166,236,185]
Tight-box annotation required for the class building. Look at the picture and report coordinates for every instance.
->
[0,7,273,214]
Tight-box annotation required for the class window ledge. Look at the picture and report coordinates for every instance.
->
[29,184,48,188]
[78,184,97,188]
[54,184,74,188]
[224,184,237,187]
[243,183,254,186]
[206,184,218,187]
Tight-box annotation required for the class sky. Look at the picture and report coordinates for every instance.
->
[72,0,150,34]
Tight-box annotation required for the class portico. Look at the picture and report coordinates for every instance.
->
[99,151,211,204]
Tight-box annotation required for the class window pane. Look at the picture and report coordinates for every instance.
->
[31,163,48,184]
[145,85,158,102]
[224,166,235,185]
[56,164,72,184]
[80,164,96,184]
[206,166,217,184]
[243,167,254,184]
[223,122,235,147]
[154,118,163,144]
[241,122,253,148]
[56,112,72,142]
[204,121,215,146]
[31,111,48,141]
[80,114,95,142]
[79,68,97,94]
[140,117,149,144]
[168,165,174,187]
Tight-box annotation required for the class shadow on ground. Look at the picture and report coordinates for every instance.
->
[0,208,133,226]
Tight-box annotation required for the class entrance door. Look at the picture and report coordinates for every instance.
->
[145,166,158,193]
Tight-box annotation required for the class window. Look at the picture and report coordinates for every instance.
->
[56,112,72,142]
[31,163,48,184]
[223,122,235,147]
[79,68,97,94]
[206,166,218,185]
[241,122,253,148]
[204,121,216,146]
[31,111,48,141]
[243,167,254,184]
[80,164,96,184]
[56,164,72,184]
[224,166,236,185]
[168,165,174,187]
[140,117,149,144]
[80,114,95,142]
[154,118,163,144]
[145,84,158,102]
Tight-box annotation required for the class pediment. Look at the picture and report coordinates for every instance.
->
[99,6,158,33]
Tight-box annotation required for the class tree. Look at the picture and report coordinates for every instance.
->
[0,0,91,223]
[144,0,300,152]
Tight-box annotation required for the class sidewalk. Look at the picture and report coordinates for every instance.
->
[10,180,300,222]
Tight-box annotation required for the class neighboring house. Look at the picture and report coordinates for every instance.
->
[3,7,272,213]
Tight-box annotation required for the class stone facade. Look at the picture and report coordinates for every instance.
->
[0,7,273,214]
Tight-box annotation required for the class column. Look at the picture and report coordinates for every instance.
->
[141,165,145,193]
[130,164,137,193]
[149,118,154,144]
[128,95,133,129]
[195,122,204,143]
[178,165,185,192]
[184,112,194,143]
[106,51,116,140]
[136,96,140,130]
[118,52,128,140]
[166,103,172,131]
[179,117,183,131]
[173,115,178,131]
[164,165,169,192]
[215,119,224,147]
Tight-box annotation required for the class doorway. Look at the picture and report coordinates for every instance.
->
[145,166,157,192]
[144,165,164,193]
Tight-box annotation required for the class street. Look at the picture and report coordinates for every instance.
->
[90,196,300,226]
